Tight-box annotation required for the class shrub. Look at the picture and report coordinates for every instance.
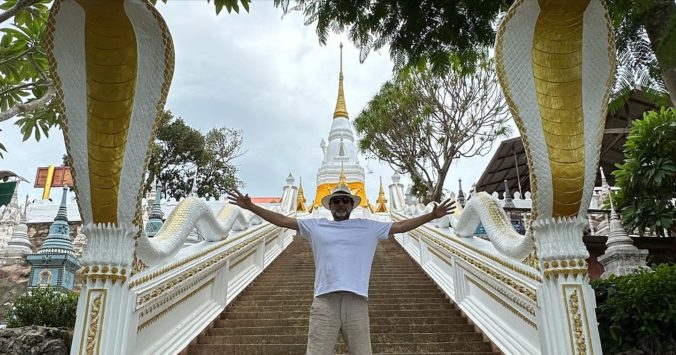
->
[4,287,79,328]
[592,264,676,354]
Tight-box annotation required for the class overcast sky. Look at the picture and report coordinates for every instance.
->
[1,1,516,205]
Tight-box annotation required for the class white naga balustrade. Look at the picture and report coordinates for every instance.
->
[388,180,602,355]
[72,192,297,355]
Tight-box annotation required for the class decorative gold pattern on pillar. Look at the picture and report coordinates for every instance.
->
[76,0,138,224]
[564,285,593,355]
[533,0,589,217]
[81,290,106,355]
[333,43,349,119]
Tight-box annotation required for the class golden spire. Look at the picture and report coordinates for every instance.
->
[333,42,349,119]
[296,177,308,212]
[375,176,388,212]
[338,163,348,187]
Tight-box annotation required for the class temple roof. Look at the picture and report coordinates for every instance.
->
[38,187,75,255]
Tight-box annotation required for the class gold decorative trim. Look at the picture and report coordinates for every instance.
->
[137,279,214,332]
[128,223,279,288]
[393,212,541,282]
[427,247,452,267]
[411,228,538,303]
[542,259,588,279]
[138,264,220,318]
[563,284,593,355]
[462,261,536,316]
[135,227,278,308]
[80,265,128,285]
[80,289,106,355]
[467,276,536,328]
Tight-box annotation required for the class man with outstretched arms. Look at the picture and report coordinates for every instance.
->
[227,185,455,355]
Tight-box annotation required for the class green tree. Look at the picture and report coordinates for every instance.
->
[354,57,510,203]
[0,0,56,157]
[275,0,676,104]
[145,110,244,200]
[592,264,676,354]
[5,286,78,328]
[607,0,676,107]
[0,0,250,156]
[274,0,512,73]
[612,107,676,237]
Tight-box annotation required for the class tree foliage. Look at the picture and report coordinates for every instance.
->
[354,56,510,203]
[274,0,676,104]
[612,107,676,237]
[5,286,78,328]
[145,110,245,200]
[0,0,57,157]
[607,0,676,106]
[273,0,512,73]
[149,0,250,15]
[592,264,676,354]
[0,0,250,156]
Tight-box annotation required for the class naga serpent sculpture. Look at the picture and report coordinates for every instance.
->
[47,0,260,270]
[454,0,615,261]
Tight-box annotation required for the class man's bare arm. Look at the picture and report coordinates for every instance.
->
[389,199,456,235]
[227,190,299,231]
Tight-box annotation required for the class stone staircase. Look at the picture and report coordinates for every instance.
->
[187,237,499,354]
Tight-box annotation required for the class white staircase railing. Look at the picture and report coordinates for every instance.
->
[72,202,297,355]
[389,180,603,355]
[131,219,294,354]
[392,211,540,354]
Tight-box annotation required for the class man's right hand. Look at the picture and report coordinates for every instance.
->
[226,189,299,231]
[227,190,254,210]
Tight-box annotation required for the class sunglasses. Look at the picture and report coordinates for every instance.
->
[330,196,353,205]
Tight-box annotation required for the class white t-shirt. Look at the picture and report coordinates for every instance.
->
[297,218,393,298]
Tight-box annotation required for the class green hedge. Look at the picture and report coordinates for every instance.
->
[5,287,78,328]
[592,264,676,354]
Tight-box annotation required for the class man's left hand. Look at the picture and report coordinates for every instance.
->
[431,199,456,219]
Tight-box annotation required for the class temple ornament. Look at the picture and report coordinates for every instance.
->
[495,0,615,221]
[455,192,533,260]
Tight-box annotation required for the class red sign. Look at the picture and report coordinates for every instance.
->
[34,166,74,188]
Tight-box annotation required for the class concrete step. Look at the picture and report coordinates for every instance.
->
[245,284,440,292]
[226,303,456,313]
[215,316,469,328]
[198,332,484,345]
[233,294,446,302]
[242,288,441,298]
[187,238,497,355]
[207,324,477,336]
[223,309,460,320]
[188,343,495,355]
[230,298,452,307]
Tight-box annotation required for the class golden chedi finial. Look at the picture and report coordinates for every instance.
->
[296,177,308,212]
[333,42,349,119]
[375,176,388,212]
[338,163,348,187]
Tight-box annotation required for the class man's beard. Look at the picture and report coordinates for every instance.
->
[332,209,350,221]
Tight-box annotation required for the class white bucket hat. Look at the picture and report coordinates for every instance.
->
[321,184,362,209]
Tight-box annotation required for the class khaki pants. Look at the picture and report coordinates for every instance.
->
[306,291,371,355]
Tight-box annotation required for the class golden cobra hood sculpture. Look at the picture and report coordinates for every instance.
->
[48,0,174,272]
[495,0,615,221]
